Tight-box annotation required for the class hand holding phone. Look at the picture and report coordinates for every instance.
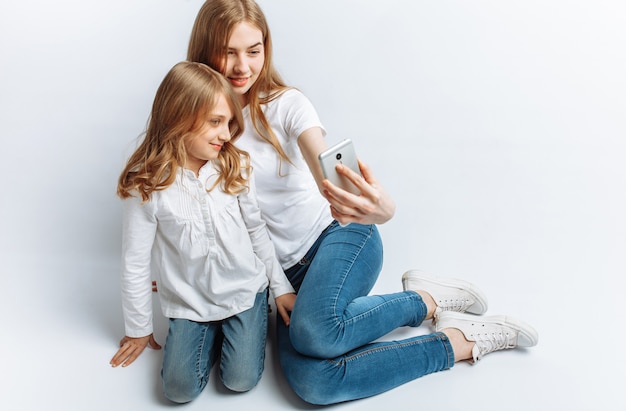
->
[318,139,361,195]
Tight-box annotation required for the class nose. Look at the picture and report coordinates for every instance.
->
[218,123,231,142]
[232,53,248,74]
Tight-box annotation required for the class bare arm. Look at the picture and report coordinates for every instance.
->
[298,129,396,225]
[297,126,328,193]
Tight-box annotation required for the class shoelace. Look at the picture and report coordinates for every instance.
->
[472,330,517,362]
[436,295,474,312]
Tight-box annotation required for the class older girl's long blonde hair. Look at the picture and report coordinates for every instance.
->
[117,61,249,202]
[187,0,292,165]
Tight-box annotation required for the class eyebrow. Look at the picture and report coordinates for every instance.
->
[228,42,263,51]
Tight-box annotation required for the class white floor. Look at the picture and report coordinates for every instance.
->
[1,0,625,410]
[3,195,624,411]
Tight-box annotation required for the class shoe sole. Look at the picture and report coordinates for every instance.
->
[401,270,489,315]
[436,311,539,347]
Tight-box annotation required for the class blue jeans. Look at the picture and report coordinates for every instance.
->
[161,289,268,403]
[277,222,455,405]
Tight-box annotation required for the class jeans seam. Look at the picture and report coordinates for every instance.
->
[343,294,420,328]
[439,331,455,369]
[330,224,374,327]
[258,290,269,376]
[324,334,447,366]
[195,323,209,384]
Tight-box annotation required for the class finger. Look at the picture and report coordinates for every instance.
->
[326,191,366,219]
[120,349,142,367]
[148,336,162,350]
[335,162,374,194]
[323,177,372,210]
[284,294,296,312]
[323,185,357,209]
[356,159,378,185]
[120,341,148,367]
[277,305,290,326]
[330,206,357,226]
[110,344,133,367]
[335,162,362,183]
[110,352,123,367]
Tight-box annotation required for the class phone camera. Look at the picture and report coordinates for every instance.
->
[336,153,342,160]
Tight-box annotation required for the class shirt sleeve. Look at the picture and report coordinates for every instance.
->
[281,89,327,141]
[238,170,296,298]
[120,194,157,337]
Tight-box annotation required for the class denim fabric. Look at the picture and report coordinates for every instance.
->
[161,289,268,403]
[278,222,455,405]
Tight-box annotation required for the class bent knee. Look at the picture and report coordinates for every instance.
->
[289,320,346,359]
[289,319,323,357]
[221,367,262,393]
[222,376,261,393]
[162,381,202,404]
[284,365,342,405]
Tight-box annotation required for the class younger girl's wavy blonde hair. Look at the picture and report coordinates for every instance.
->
[187,0,292,166]
[117,61,249,202]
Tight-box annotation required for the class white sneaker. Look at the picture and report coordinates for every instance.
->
[436,311,539,363]
[401,270,488,315]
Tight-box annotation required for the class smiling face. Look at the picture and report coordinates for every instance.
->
[185,93,233,175]
[225,21,265,106]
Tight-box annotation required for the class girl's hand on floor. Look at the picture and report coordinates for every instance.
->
[110,334,161,368]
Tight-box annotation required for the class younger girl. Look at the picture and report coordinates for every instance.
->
[109,61,296,403]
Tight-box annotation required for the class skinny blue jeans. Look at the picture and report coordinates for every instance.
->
[161,289,268,403]
[277,221,454,405]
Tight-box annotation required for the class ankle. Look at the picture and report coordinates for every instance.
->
[416,290,437,320]
[442,328,474,362]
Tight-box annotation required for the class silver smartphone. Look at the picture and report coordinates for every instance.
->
[318,139,361,195]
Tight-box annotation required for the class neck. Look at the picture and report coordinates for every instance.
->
[184,160,206,177]
[239,92,249,108]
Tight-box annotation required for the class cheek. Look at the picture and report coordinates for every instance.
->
[186,140,199,156]
[223,56,235,75]
[218,56,228,73]
[252,56,265,75]
[183,139,193,153]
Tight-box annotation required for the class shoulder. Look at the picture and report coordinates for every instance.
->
[276,88,311,105]
[265,88,318,120]
[264,87,311,108]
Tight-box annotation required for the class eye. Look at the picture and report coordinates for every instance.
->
[210,119,221,126]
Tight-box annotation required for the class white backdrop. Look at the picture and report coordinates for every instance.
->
[1,1,624,410]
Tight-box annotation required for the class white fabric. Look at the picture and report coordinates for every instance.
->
[120,161,294,337]
[235,88,333,269]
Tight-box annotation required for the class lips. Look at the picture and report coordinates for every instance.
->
[229,77,249,88]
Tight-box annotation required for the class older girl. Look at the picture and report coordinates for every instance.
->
[187,0,538,405]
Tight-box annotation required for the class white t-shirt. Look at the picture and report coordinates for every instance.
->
[235,89,333,269]
[120,162,294,337]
